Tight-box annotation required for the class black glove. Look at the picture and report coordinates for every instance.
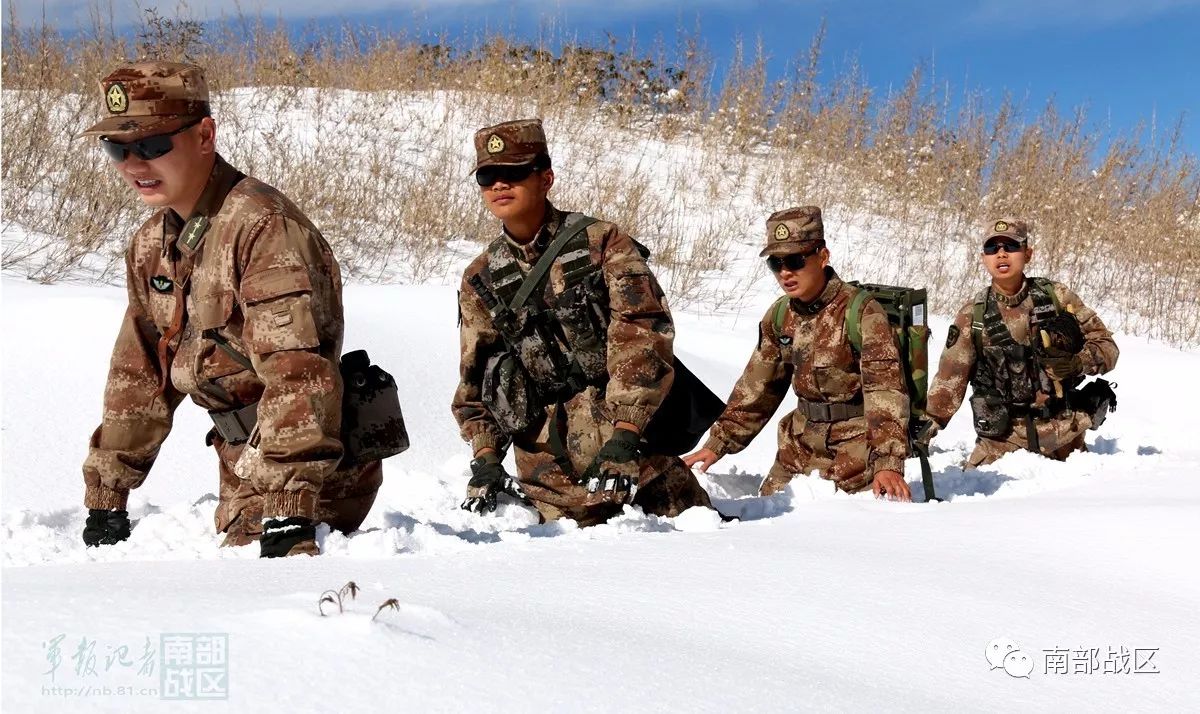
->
[581,428,641,504]
[461,453,527,514]
[260,516,317,558]
[1038,313,1085,356]
[82,508,131,547]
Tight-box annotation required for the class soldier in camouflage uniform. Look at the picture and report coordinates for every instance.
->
[921,219,1118,466]
[452,119,712,526]
[684,207,912,501]
[78,62,381,557]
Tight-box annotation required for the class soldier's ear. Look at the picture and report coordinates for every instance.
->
[818,246,830,269]
[540,168,555,194]
[1025,246,1034,264]
[197,117,217,156]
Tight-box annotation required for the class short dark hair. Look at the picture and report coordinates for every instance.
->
[533,152,552,171]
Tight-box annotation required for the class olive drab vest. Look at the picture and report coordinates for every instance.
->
[470,213,615,434]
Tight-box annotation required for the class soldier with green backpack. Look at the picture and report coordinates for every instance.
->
[919,219,1119,466]
[684,207,920,501]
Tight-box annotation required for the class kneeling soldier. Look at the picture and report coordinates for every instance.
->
[452,119,713,526]
[79,62,383,557]
[684,207,912,501]
[920,219,1118,465]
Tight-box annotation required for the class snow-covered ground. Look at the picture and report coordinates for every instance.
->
[3,81,1198,713]
[3,272,1199,711]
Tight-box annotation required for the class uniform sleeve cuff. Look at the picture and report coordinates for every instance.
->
[263,490,317,520]
[871,456,906,475]
[473,431,507,455]
[84,484,129,511]
[611,405,656,431]
[703,436,733,457]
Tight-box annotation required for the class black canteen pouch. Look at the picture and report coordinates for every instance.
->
[970,394,1012,439]
[340,350,409,465]
[1071,378,1118,430]
[482,349,541,436]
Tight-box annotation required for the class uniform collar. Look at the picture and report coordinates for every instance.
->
[992,279,1030,307]
[161,154,244,255]
[791,267,842,314]
[503,201,565,263]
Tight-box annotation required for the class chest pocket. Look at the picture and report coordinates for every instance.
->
[239,266,321,355]
[810,323,861,401]
[147,290,176,333]
[191,290,248,379]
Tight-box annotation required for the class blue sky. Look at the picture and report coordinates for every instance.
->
[15,0,1200,153]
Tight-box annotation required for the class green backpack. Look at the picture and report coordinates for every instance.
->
[771,282,937,500]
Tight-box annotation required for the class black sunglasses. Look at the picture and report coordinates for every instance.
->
[767,253,811,273]
[475,163,538,187]
[99,118,203,162]
[983,239,1023,255]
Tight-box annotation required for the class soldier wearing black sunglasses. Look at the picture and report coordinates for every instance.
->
[922,218,1119,467]
[453,119,714,525]
[76,62,384,558]
[685,206,913,502]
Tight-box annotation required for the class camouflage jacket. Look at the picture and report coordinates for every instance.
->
[926,278,1119,428]
[452,202,674,454]
[83,155,346,519]
[703,270,910,475]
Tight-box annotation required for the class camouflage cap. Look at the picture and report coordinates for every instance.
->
[761,206,825,257]
[983,218,1030,246]
[79,61,210,139]
[473,119,547,172]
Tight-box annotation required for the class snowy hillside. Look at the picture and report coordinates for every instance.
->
[4,87,1200,712]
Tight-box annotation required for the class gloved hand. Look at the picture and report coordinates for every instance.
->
[461,453,527,514]
[1042,353,1084,381]
[82,508,131,547]
[912,418,939,454]
[1038,313,1085,356]
[260,516,318,558]
[581,428,641,506]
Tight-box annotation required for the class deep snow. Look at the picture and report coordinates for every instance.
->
[3,275,1199,712]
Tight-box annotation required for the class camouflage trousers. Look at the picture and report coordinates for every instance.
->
[761,409,875,496]
[966,409,1091,467]
[213,435,383,546]
[512,387,712,527]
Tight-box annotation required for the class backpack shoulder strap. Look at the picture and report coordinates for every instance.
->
[1029,277,1062,312]
[770,295,790,339]
[510,213,598,311]
[845,288,871,353]
[971,288,990,353]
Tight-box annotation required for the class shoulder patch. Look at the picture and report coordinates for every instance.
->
[149,275,174,293]
[945,324,960,349]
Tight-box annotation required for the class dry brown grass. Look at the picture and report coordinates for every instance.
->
[3,6,1197,343]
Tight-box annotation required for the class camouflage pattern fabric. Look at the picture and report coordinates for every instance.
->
[760,205,825,256]
[703,269,910,494]
[453,202,712,523]
[82,155,381,527]
[80,61,210,139]
[926,278,1119,466]
[472,119,547,171]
